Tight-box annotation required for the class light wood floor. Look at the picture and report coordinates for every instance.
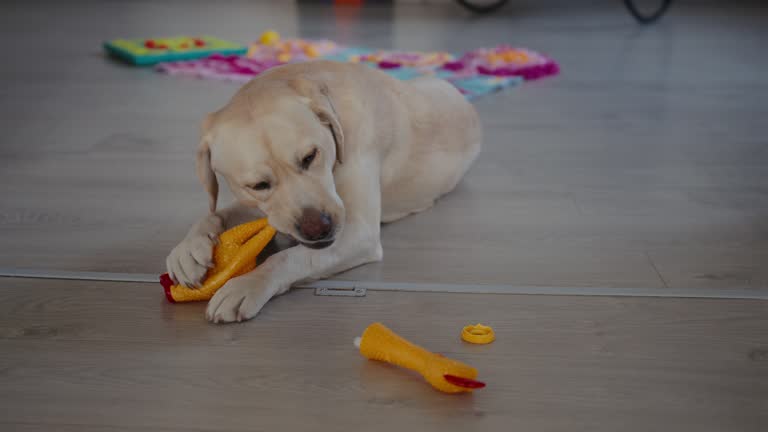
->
[0,0,766,291]
[0,277,766,432]
[1,1,767,430]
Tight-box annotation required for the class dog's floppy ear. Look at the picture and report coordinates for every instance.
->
[196,114,219,213]
[289,78,345,165]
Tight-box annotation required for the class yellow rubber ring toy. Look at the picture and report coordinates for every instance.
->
[461,324,495,344]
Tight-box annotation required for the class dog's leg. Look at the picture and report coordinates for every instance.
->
[204,224,382,323]
[165,203,263,287]
[205,164,383,323]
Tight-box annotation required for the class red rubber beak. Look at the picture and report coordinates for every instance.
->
[443,374,486,389]
[159,273,176,303]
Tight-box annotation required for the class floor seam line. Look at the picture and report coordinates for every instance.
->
[0,268,766,300]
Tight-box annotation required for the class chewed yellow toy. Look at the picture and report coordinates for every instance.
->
[159,219,276,303]
[355,322,486,393]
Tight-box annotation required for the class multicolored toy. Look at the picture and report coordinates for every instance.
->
[441,45,559,80]
[351,50,455,69]
[159,219,276,303]
[159,36,340,83]
[104,35,247,65]
[157,38,555,99]
[355,322,486,394]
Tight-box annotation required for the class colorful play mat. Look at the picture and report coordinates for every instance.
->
[137,34,558,99]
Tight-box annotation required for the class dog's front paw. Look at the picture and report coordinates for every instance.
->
[166,215,224,287]
[206,276,284,323]
[165,235,215,288]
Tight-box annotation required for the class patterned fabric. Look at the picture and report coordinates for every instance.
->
[156,39,558,100]
[442,46,559,80]
[322,47,526,99]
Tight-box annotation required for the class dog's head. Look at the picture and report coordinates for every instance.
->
[196,78,345,249]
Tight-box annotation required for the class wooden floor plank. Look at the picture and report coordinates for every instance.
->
[0,278,766,431]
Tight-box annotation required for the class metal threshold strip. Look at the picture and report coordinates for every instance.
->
[0,267,766,300]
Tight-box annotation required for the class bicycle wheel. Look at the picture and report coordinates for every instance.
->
[455,0,509,14]
[624,0,674,24]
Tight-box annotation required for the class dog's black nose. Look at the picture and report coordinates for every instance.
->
[296,208,334,242]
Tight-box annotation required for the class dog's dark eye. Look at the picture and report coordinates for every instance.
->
[301,148,318,170]
[249,181,271,191]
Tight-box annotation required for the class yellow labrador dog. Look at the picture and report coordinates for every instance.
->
[166,61,481,323]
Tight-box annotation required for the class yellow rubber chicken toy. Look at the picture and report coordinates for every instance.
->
[355,322,486,393]
[160,219,276,303]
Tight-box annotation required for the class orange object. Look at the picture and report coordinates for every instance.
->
[303,45,320,58]
[259,30,280,46]
[502,50,529,63]
[487,53,503,65]
[159,219,276,303]
[461,324,495,344]
[356,322,485,394]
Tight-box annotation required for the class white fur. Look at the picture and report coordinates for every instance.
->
[166,61,481,323]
